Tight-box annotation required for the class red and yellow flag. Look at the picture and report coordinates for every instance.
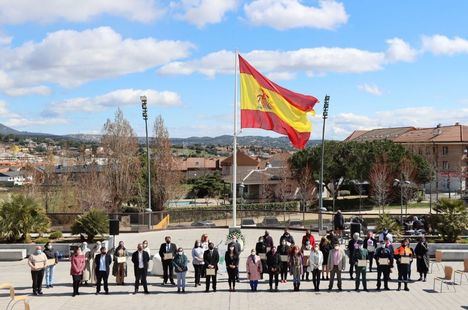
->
[239,55,318,149]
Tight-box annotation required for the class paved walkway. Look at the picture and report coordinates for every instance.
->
[1,229,467,310]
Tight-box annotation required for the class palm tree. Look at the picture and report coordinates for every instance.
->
[0,195,50,243]
[434,198,468,242]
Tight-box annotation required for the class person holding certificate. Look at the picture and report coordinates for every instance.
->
[132,243,150,294]
[246,249,262,291]
[352,240,368,291]
[70,247,86,297]
[327,242,346,291]
[301,230,316,248]
[159,236,177,285]
[266,246,281,291]
[289,246,303,291]
[279,228,295,246]
[309,244,323,291]
[112,241,127,285]
[203,242,219,292]
[44,242,58,288]
[363,231,377,272]
[255,236,267,280]
[394,238,412,291]
[414,236,429,282]
[28,246,48,295]
[278,240,290,283]
[375,240,393,290]
[225,245,239,291]
[301,240,312,281]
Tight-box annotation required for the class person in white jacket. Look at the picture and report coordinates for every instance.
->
[308,244,324,291]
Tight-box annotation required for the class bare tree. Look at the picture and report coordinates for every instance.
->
[152,115,181,211]
[369,160,392,213]
[75,163,110,211]
[101,109,141,212]
[400,157,417,215]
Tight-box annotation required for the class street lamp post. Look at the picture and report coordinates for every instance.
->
[318,95,330,232]
[394,177,410,225]
[141,96,152,229]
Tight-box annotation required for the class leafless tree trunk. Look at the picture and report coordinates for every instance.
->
[152,115,181,211]
[369,160,392,213]
[101,109,141,212]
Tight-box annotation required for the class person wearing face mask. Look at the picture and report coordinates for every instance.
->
[192,240,204,286]
[301,240,312,281]
[302,230,316,248]
[203,242,219,292]
[327,243,346,291]
[394,238,412,291]
[112,241,127,285]
[89,241,101,285]
[353,240,368,292]
[255,236,267,280]
[414,236,429,282]
[309,244,323,291]
[81,242,91,285]
[278,240,290,283]
[347,232,360,280]
[228,235,242,282]
[43,242,58,288]
[266,246,281,291]
[279,228,295,246]
[173,247,188,293]
[225,244,239,291]
[70,247,86,297]
[363,231,377,272]
[246,249,262,291]
[375,240,393,290]
[159,236,177,285]
[132,243,150,294]
[319,237,331,280]
[142,240,152,273]
[95,246,112,295]
[289,245,303,291]
[378,228,393,243]
[28,245,48,295]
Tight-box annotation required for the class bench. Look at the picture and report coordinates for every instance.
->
[0,249,27,261]
[436,249,468,261]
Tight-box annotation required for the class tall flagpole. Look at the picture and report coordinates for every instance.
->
[232,51,238,228]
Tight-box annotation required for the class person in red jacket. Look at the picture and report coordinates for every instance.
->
[302,230,316,248]
[70,247,86,297]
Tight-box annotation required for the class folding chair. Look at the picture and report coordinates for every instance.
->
[433,266,456,292]
[454,258,468,285]
[430,250,443,273]
[0,283,29,310]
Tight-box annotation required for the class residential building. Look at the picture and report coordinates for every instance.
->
[0,168,33,186]
[345,123,468,193]
[174,157,224,179]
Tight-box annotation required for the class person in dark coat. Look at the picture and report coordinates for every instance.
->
[277,240,290,283]
[333,210,345,241]
[95,246,112,294]
[266,246,281,291]
[263,231,274,249]
[353,240,368,291]
[319,237,331,280]
[159,236,177,285]
[225,245,239,291]
[279,228,295,246]
[255,236,267,279]
[414,237,429,282]
[132,243,150,294]
[348,232,360,280]
[363,231,377,272]
[203,242,219,292]
[375,240,393,290]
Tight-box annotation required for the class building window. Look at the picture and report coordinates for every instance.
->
[442,146,448,155]
[442,161,449,170]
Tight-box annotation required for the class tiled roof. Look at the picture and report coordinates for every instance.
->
[221,151,259,167]
[346,127,415,142]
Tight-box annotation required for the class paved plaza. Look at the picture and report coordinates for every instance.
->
[1,229,467,310]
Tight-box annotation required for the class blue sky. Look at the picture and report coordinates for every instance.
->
[0,0,467,140]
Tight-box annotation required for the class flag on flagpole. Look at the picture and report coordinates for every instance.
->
[239,55,319,149]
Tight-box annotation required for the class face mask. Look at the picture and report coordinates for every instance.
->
[251,252,256,256]
[334,246,339,250]
[36,250,42,255]
[143,244,148,248]
[229,247,234,251]
[47,245,52,250]
[178,251,183,255]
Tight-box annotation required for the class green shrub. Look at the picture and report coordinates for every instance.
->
[71,209,108,242]
[434,198,468,242]
[0,194,50,243]
[34,237,50,244]
[49,231,63,240]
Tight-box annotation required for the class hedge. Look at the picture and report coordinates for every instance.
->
[323,197,374,211]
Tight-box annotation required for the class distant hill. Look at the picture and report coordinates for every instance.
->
[0,123,321,149]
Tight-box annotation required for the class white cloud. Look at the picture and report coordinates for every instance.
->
[43,88,182,116]
[329,107,468,139]
[244,0,348,30]
[0,100,66,128]
[159,47,387,77]
[0,0,162,24]
[421,34,468,55]
[4,86,52,96]
[0,101,9,116]
[0,32,12,45]
[0,27,194,90]
[385,38,417,62]
[358,83,383,96]
[174,0,238,27]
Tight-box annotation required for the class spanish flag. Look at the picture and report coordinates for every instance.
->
[239,55,318,149]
